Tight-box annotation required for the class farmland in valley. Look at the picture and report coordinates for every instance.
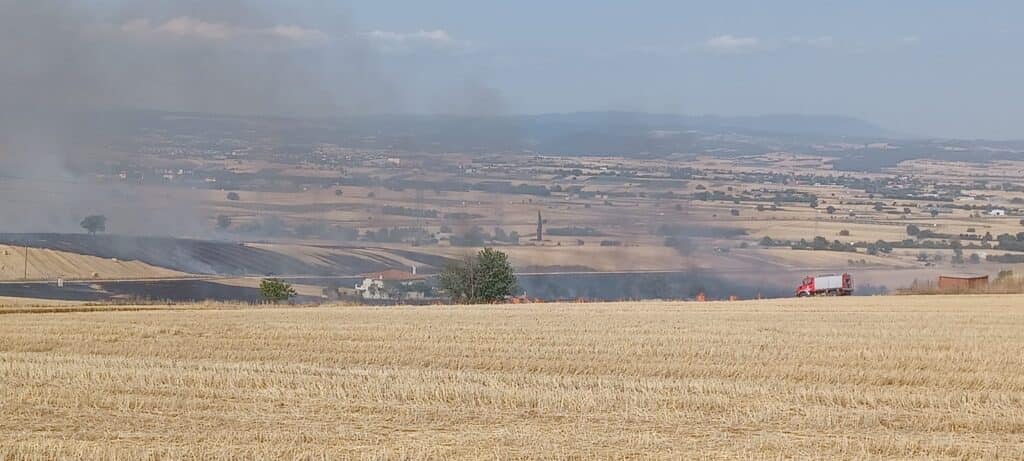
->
[3,296,1024,459]
[8,112,1024,302]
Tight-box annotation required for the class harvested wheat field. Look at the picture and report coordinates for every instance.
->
[3,296,1024,459]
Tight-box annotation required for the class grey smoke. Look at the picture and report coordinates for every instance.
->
[0,0,407,235]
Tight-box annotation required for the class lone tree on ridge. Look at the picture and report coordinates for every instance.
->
[80,215,107,235]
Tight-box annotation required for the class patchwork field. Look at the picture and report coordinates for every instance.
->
[3,296,1024,459]
[0,244,182,281]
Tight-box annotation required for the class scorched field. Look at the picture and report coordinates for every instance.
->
[2,296,1024,459]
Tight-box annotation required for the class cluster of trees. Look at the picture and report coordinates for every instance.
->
[792,236,857,252]
[905,224,955,239]
[382,206,439,218]
[439,248,518,304]
[759,236,894,255]
[450,226,521,246]
[443,212,484,220]
[491,227,521,244]
[545,226,603,237]
[363,227,435,244]
[472,181,551,197]
[987,254,1024,263]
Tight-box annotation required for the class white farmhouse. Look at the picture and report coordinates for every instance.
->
[354,269,428,301]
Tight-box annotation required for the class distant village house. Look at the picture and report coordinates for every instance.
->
[354,269,429,301]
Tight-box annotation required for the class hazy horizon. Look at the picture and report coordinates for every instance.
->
[12,0,1024,140]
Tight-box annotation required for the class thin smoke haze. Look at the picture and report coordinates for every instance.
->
[0,0,406,235]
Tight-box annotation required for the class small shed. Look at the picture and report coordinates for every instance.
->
[937,275,989,291]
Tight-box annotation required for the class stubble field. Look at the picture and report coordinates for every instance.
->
[2,296,1024,459]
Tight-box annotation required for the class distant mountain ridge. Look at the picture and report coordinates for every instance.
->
[102,109,893,156]
[523,112,891,138]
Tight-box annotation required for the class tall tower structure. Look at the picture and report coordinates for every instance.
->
[536,211,543,241]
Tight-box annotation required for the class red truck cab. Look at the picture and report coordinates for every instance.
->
[796,276,815,297]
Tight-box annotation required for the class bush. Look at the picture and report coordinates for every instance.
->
[839,229,851,237]
[226,192,240,201]
[260,279,296,303]
[80,215,107,235]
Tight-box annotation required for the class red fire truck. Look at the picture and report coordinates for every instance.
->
[796,273,853,297]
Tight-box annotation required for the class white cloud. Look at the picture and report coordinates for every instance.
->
[365,29,467,51]
[118,17,328,45]
[267,25,329,43]
[156,17,234,40]
[706,34,760,52]
[786,35,835,48]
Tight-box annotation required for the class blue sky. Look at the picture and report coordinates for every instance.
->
[331,0,1024,139]
[78,1,1024,139]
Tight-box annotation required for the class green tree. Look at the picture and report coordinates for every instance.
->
[260,279,296,303]
[439,255,478,303]
[80,215,107,235]
[476,248,517,302]
[439,248,517,303]
[906,224,920,236]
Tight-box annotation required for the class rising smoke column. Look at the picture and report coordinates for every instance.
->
[0,0,400,235]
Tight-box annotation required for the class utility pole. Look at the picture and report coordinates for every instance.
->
[23,246,29,280]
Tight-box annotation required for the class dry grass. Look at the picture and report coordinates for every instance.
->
[3,296,1024,459]
[0,244,183,281]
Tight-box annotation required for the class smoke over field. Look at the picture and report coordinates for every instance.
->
[0,0,396,235]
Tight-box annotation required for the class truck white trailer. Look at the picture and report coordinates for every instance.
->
[796,273,853,297]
